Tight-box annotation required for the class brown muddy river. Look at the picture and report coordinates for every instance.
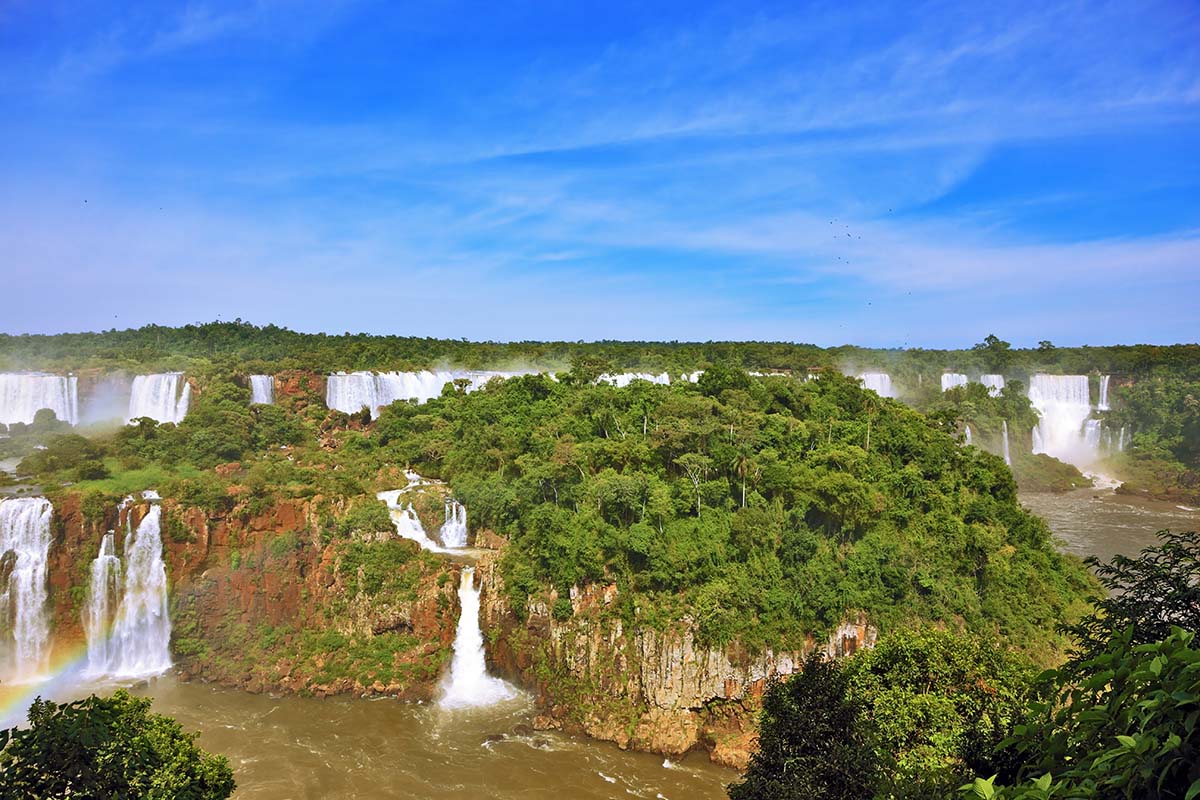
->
[2,676,735,799]
[1020,487,1198,565]
[4,487,1195,799]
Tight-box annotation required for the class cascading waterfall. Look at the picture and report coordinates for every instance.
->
[84,532,121,674]
[440,567,516,708]
[1002,420,1011,466]
[0,497,52,682]
[439,500,469,549]
[376,490,442,551]
[941,373,968,392]
[964,425,973,445]
[96,498,172,677]
[981,375,1005,397]
[327,370,534,418]
[0,373,79,426]
[127,373,191,424]
[249,375,275,405]
[858,372,896,398]
[598,372,671,387]
[1118,426,1130,451]
[1098,375,1111,410]
[1028,374,1100,468]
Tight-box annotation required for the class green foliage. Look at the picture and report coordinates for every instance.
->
[845,630,1037,798]
[161,507,194,544]
[381,370,1091,655]
[338,539,421,597]
[728,652,880,800]
[336,499,394,539]
[161,471,233,515]
[973,334,1014,373]
[963,628,1200,800]
[268,530,302,559]
[0,690,234,800]
[1062,529,1200,666]
[16,433,106,476]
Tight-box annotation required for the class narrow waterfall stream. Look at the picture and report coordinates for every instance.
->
[85,497,172,678]
[84,532,122,674]
[127,373,191,424]
[0,497,53,682]
[439,500,469,549]
[249,375,275,405]
[440,567,517,709]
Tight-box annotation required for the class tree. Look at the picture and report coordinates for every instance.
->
[1062,529,1200,665]
[0,691,235,800]
[674,452,712,515]
[728,653,880,800]
[973,335,1013,373]
[962,627,1200,800]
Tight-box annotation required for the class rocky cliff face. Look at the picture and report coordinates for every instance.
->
[473,549,875,770]
[47,492,459,699]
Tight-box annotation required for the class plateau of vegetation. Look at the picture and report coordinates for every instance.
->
[730,531,1200,800]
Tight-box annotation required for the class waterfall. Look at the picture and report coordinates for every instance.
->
[941,373,968,392]
[981,374,1005,397]
[127,374,191,424]
[376,490,442,551]
[439,500,468,549]
[1098,375,1111,410]
[97,499,172,677]
[964,425,973,445]
[599,373,671,388]
[84,532,122,673]
[1002,420,1011,466]
[249,375,275,405]
[440,567,516,708]
[1028,374,1099,468]
[858,372,896,398]
[1118,426,1130,451]
[0,373,79,426]
[0,497,52,682]
[327,370,534,418]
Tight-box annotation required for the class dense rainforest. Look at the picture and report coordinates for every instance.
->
[1,320,1198,377]
[9,361,1094,660]
[2,323,1197,797]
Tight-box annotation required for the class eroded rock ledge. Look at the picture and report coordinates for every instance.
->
[473,549,875,769]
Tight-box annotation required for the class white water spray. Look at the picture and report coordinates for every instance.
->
[858,372,896,398]
[0,373,79,426]
[95,498,172,677]
[250,375,275,405]
[327,370,534,418]
[127,374,191,424]
[1098,375,1111,411]
[440,567,516,708]
[1029,375,1100,468]
[439,501,469,549]
[941,373,968,392]
[1002,420,1011,466]
[376,490,443,552]
[0,497,52,682]
[84,532,122,674]
[981,375,1005,397]
[598,373,671,388]
[964,425,973,445]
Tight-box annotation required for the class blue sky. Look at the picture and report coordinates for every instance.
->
[1,0,1197,346]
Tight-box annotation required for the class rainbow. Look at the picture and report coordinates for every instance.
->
[0,642,169,730]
